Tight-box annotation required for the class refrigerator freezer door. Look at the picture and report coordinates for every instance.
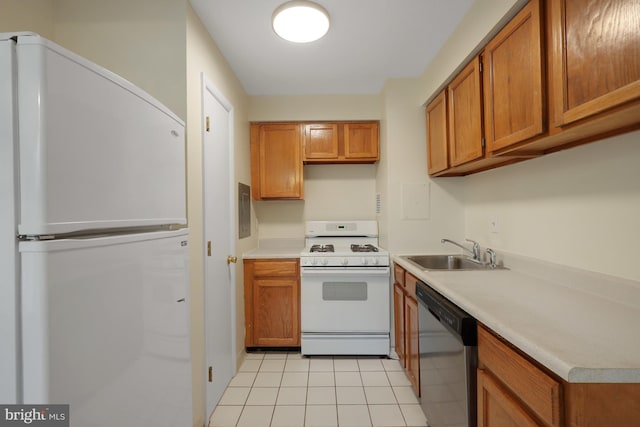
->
[16,35,186,236]
[19,229,192,427]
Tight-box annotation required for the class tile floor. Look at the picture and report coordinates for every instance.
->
[209,352,428,427]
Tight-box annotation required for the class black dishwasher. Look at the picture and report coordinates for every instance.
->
[416,280,477,427]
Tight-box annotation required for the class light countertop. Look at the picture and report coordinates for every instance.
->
[243,238,304,259]
[392,253,640,383]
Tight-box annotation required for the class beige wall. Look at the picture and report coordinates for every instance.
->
[464,132,640,281]
[250,94,381,122]
[378,78,465,252]
[0,0,55,38]
[186,3,251,425]
[0,0,185,120]
[53,0,186,119]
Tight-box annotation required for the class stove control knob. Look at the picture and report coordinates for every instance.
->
[340,258,349,266]
[311,258,318,266]
[371,258,379,265]
[362,258,369,265]
[320,258,328,266]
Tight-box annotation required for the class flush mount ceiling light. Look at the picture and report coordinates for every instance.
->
[272,0,330,43]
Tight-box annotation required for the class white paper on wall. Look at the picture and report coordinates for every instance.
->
[401,182,430,220]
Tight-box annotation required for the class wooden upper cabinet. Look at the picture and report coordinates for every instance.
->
[550,0,640,126]
[303,123,339,160]
[302,121,379,163]
[250,123,303,200]
[426,90,449,174]
[448,57,484,167]
[344,122,379,161]
[484,0,544,153]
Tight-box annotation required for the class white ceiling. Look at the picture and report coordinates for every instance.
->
[189,0,474,96]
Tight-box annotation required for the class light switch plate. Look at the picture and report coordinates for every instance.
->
[489,216,500,233]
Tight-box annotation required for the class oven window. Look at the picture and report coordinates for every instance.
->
[322,282,368,301]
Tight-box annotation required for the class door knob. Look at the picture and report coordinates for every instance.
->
[227,256,238,264]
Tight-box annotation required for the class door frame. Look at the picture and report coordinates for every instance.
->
[200,72,237,419]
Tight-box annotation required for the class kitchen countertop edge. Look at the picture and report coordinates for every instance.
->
[392,253,640,384]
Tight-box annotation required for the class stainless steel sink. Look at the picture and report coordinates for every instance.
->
[401,254,504,270]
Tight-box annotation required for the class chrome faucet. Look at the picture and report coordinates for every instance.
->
[485,248,497,269]
[441,238,481,261]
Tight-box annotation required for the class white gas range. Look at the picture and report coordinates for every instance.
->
[300,221,390,356]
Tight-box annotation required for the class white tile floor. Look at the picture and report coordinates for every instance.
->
[209,352,428,427]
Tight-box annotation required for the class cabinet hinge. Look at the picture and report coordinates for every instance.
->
[206,116,210,132]
[481,137,486,148]
[207,241,212,257]
[479,61,483,73]
[208,366,213,382]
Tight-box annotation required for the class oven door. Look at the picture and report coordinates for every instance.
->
[300,267,390,333]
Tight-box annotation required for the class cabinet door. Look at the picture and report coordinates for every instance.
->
[303,123,339,160]
[252,277,300,347]
[478,369,541,427]
[253,124,303,199]
[550,0,640,125]
[344,122,379,160]
[405,295,420,395]
[426,90,449,174]
[448,57,484,166]
[484,0,544,153]
[393,283,406,367]
[478,326,561,427]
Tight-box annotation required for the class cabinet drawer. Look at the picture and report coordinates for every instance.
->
[394,264,406,288]
[252,259,299,277]
[478,325,561,427]
[478,368,540,427]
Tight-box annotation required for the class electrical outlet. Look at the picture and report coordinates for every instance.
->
[489,217,500,234]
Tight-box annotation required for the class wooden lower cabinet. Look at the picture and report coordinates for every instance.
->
[478,325,561,427]
[478,368,540,427]
[478,324,640,427]
[404,293,420,394]
[393,263,420,396]
[393,282,405,365]
[244,258,300,347]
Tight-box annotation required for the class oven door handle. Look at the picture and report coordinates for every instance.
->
[300,267,390,276]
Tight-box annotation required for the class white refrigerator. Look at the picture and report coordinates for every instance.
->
[1,33,192,426]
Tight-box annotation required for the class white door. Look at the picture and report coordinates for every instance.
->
[202,74,236,419]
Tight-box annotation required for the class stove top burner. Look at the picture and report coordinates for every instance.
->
[350,244,379,253]
[310,244,335,253]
